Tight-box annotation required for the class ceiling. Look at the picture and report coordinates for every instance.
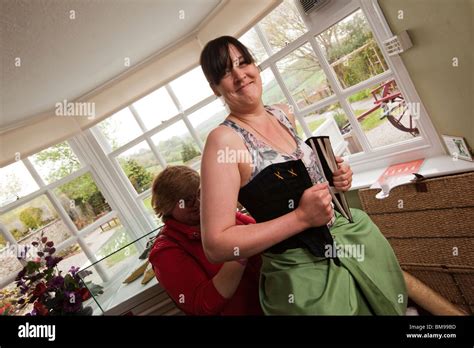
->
[0,0,222,130]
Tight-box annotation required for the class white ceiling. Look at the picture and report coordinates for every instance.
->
[0,0,221,129]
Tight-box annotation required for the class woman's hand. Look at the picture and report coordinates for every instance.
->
[332,156,352,192]
[295,183,333,228]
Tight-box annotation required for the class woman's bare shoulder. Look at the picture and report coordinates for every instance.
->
[206,123,246,150]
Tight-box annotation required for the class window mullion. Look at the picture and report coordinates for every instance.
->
[166,84,205,151]
[44,189,110,282]
[254,23,274,57]
[268,63,312,137]
[308,37,373,153]
[21,157,46,188]
[70,131,153,246]
[128,105,168,168]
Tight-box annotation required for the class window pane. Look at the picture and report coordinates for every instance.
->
[276,42,333,109]
[259,0,308,53]
[169,67,213,110]
[96,108,142,151]
[261,68,287,106]
[302,103,364,156]
[132,87,178,130]
[0,195,68,243]
[143,196,162,228]
[0,161,39,207]
[54,173,111,230]
[81,217,138,271]
[188,99,227,144]
[116,142,161,194]
[239,28,268,65]
[316,9,388,89]
[151,121,201,170]
[348,79,420,149]
[29,142,82,185]
[0,253,23,285]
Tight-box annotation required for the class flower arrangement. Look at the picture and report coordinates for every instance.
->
[15,234,103,316]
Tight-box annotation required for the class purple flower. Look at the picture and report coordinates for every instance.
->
[69,266,80,276]
[48,275,64,289]
[45,256,62,268]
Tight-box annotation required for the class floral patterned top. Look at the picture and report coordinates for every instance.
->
[220,105,325,185]
[221,105,336,226]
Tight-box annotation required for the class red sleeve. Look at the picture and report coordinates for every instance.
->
[149,241,228,315]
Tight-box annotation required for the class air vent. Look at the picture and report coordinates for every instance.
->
[299,0,331,15]
[382,31,413,56]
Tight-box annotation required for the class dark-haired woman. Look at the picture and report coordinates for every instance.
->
[199,36,407,315]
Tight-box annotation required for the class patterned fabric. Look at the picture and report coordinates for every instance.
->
[220,105,324,185]
[220,105,335,226]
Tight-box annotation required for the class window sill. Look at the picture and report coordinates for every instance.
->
[350,155,474,190]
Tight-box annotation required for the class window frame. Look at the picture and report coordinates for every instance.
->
[0,142,134,288]
[251,0,445,172]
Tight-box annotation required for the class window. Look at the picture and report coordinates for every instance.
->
[237,1,436,161]
[316,10,388,89]
[0,161,39,207]
[151,120,201,169]
[188,99,228,143]
[132,87,179,130]
[0,141,139,292]
[168,66,213,110]
[258,0,308,53]
[96,108,142,151]
[275,42,334,109]
[239,27,269,64]
[115,142,162,194]
[29,142,82,185]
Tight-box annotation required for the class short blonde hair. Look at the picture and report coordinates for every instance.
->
[151,166,200,221]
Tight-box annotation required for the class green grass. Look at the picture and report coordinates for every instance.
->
[355,108,385,132]
[296,118,326,136]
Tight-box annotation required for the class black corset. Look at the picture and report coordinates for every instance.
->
[238,159,339,264]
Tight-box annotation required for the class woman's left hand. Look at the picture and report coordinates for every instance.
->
[332,156,352,192]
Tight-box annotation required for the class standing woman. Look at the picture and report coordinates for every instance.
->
[199,36,407,315]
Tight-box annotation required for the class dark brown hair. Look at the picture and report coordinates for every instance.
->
[200,36,255,86]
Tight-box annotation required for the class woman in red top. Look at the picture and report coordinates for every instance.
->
[148,165,262,315]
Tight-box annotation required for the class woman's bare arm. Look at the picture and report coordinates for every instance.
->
[200,126,332,263]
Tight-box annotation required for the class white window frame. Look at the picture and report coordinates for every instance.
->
[252,0,445,174]
[0,142,141,288]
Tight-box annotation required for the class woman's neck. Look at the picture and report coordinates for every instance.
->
[228,103,268,124]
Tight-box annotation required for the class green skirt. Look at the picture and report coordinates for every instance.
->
[259,208,407,315]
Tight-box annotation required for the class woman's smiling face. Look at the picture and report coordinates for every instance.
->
[212,44,263,112]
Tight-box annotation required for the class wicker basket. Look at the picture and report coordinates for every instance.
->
[358,171,474,314]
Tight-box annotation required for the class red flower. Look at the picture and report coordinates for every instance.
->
[0,303,12,315]
[33,282,47,297]
[78,287,91,301]
[33,301,49,316]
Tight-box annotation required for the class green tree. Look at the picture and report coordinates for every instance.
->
[123,159,153,193]
[181,143,200,163]
[19,207,43,231]
[34,142,81,183]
